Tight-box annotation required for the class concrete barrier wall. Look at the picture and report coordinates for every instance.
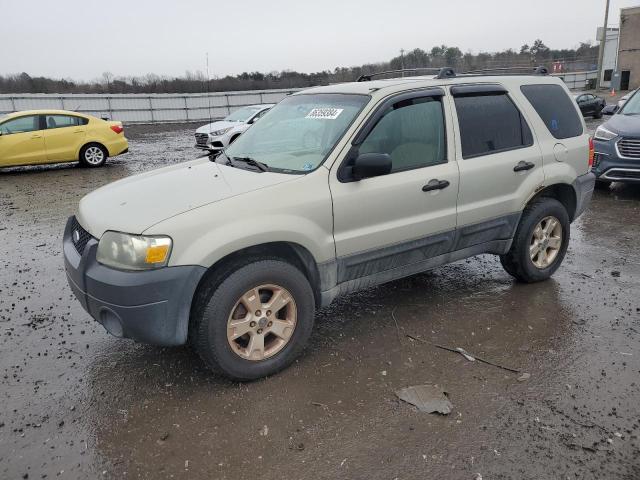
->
[0,88,302,124]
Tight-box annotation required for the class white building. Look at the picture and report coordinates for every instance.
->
[597,26,620,88]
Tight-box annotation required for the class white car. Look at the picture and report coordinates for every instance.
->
[195,104,273,151]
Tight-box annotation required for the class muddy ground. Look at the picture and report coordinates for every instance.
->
[1,118,639,480]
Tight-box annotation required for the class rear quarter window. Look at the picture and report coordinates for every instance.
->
[520,84,583,139]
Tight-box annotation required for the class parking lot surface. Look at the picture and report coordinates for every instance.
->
[1,119,639,479]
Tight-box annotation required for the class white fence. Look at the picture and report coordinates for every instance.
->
[552,70,598,90]
[0,88,301,124]
[0,73,597,124]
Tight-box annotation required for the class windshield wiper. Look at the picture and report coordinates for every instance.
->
[232,156,270,172]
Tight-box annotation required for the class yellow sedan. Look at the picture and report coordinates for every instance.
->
[0,110,128,168]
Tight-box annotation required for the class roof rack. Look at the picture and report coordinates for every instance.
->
[460,66,549,76]
[355,65,548,82]
[356,67,456,82]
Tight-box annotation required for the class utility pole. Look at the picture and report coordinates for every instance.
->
[400,49,405,76]
[596,0,611,90]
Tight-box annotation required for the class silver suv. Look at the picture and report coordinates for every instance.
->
[64,68,595,380]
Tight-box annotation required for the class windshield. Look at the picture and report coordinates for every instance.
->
[620,90,640,115]
[225,106,263,122]
[223,93,370,173]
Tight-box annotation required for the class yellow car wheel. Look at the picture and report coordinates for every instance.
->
[80,144,107,168]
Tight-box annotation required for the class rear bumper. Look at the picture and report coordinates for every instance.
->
[63,217,206,346]
[572,172,596,220]
[107,137,129,157]
[593,138,640,183]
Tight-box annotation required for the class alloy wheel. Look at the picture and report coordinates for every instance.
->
[84,146,104,165]
[226,284,297,361]
[529,216,562,268]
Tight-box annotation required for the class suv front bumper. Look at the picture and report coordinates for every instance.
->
[593,137,640,183]
[63,217,206,346]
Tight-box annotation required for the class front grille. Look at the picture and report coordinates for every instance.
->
[605,169,640,180]
[70,217,93,256]
[195,133,209,145]
[617,138,640,159]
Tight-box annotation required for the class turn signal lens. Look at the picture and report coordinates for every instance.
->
[145,244,170,264]
[588,136,594,169]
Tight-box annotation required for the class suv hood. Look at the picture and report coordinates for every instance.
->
[77,158,299,237]
[605,114,640,137]
[196,120,241,134]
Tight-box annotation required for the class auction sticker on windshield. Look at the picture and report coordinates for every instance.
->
[306,108,344,120]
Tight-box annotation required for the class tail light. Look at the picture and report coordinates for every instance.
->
[110,124,124,134]
[588,136,594,169]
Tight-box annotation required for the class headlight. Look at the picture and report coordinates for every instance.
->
[594,126,618,141]
[97,232,172,270]
[211,127,233,136]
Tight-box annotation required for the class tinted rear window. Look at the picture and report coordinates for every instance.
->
[520,84,583,139]
[454,93,533,159]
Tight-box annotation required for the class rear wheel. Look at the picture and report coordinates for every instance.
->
[192,259,315,380]
[500,197,570,283]
[79,144,107,167]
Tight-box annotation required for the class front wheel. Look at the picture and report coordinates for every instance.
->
[192,259,315,380]
[79,144,107,167]
[500,197,570,283]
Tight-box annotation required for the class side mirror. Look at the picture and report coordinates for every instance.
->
[352,153,392,180]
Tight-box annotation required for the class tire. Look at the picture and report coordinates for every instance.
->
[79,144,107,167]
[192,259,315,380]
[595,179,612,189]
[499,197,570,283]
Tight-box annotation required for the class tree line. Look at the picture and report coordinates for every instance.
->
[0,40,598,94]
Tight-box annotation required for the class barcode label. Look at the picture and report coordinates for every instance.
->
[306,108,344,120]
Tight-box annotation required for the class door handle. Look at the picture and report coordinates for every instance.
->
[513,161,535,172]
[31,134,42,139]
[74,129,83,133]
[422,179,450,192]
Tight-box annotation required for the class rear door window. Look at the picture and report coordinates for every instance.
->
[45,115,85,129]
[453,93,533,159]
[520,84,583,139]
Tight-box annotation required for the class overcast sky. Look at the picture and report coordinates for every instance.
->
[1,0,638,80]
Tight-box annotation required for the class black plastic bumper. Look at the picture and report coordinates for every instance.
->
[572,171,596,220]
[63,217,206,346]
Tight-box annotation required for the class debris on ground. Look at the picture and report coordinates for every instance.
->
[517,373,531,382]
[406,335,520,373]
[395,384,452,415]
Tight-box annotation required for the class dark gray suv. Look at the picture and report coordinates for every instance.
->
[592,89,640,186]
